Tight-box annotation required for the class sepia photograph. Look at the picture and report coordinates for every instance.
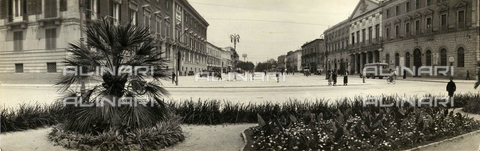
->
[0,0,480,150]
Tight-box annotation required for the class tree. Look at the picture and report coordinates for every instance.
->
[57,19,170,133]
[236,61,255,71]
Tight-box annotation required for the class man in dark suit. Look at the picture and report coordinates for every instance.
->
[446,77,456,98]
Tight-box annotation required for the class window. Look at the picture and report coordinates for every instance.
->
[415,20,420,34]
[86,0,98,20]
[427,0,431,6]
[47,62,57,73]
[15,63,23,73]
[166,0,169,9]
[395,53,400,67]
[60,0,67,11]
[395,25,399,38]
[112,3,120,25]
[426,18,432,33]
[405,23,410,36]
[46,28,57,50]
[426,50,432,66]
[406,2,410,12]
[386,28,390,39]
[458,47,464,67]
[13,31,23,51]
[362,29,366,45]
[386,54,390,65]
[396,6,400,16]
[352,33,355,45]
[386,9,390,18]
[156,18,162,35]
[458,10,465,28]
[130,9,137,25]
[144,11,151,29]
[406,52,411,67]
[415,0,420,9]
[375,24,380,41]
[441,14,447,31]
[440,49,447,66]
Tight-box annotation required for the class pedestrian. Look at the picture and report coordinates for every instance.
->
[394,69,397,80]
[446,77,456,98]
[403,70,406,79]
[328,72,332,86]
[172,72,176,84]
[475,61,480,89]
[333,70,338,86]
[343,71,348,86]
[362,68,366,83]
[218,72,222,81]
[276,72,280,83]
[466,70,470,80]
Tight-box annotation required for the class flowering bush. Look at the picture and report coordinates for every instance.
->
[250,100,480,150]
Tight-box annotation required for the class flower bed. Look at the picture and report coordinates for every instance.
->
[247,101,480,150]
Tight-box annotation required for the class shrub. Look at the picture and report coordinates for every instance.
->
[48,111,184,150]
[249,99,480,150]
[1,101,65,133]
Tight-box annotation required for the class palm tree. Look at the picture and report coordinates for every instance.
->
[57,19,170,133]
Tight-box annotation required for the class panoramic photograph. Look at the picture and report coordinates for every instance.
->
[0,0,480,150]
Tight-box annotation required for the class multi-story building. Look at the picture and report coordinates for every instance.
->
[347,0,383,74]
[324,19,350,73]
[220,47,233,73]
[206,42,222,70]
[286,49,302,72]
[0,0,209,83]
[301,39,325,72]
[277,55,286,72]
[171,0,209,76]
[381,0,479,78]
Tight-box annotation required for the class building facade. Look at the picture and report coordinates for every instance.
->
[301,39,325,72]
[220,47,233,73]
[381,0,479,78]
[0,0,210,83]
[348,0,383,74]
[324,19,350,73]
[206,42,222,70]
[286,49,302,72]
[171,0,209,76]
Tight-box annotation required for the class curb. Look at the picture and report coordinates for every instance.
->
[240,130,248,151]
[407,129,480,151]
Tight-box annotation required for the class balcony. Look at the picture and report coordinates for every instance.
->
[4,15,29,29]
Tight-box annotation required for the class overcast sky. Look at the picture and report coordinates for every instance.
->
[188,0,359,64]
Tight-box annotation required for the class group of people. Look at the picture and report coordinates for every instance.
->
[326,70,349,86]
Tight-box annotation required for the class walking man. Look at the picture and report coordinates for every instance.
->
[466,70,470,80]
[343,71,348,86]
[446,77,456,98]
[333,70,338,86]
[172,72,176,84]
[403,70,406,79]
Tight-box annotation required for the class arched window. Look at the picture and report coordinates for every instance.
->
[386,54,390,65]
[440,49,447,66]
[395,53,400,67]
[458,47,464,67]
[426,50,432,66]
[406,52,411,67]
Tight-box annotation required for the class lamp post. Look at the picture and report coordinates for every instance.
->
[230,34,240,72]
[174,28,190,86]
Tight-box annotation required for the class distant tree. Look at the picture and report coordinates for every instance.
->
[237,61,255,71]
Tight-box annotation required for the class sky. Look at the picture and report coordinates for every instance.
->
[188,0,359,64]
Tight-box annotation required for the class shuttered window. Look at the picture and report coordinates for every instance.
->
[14,31,23,51]
[0,0,7,19]
[46,28,57,50]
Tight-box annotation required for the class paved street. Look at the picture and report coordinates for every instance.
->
[1,74,478,109]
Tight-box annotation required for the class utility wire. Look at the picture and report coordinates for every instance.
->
[205,18,330,26]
